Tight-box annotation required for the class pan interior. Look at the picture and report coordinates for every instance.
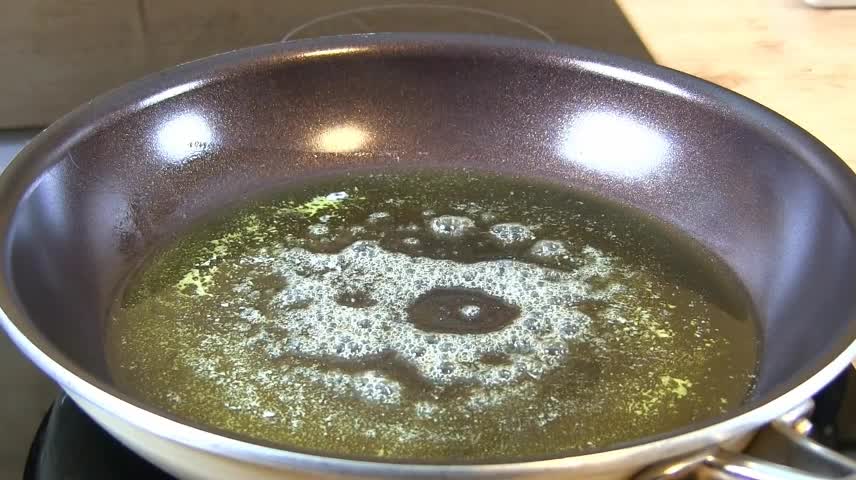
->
[105,169,759,462]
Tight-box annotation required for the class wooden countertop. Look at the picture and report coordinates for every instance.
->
[617,0,856,169]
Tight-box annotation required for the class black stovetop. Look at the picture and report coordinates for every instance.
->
[25,396,172,480]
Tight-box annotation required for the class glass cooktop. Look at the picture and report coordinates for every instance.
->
[278,0,654,62]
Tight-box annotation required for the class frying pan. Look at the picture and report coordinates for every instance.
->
[2,34,856,480]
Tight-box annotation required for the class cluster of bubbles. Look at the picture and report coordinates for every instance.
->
[291,367,403,406]
[240,210,622,403]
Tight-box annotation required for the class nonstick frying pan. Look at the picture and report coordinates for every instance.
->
[2,34,856,480]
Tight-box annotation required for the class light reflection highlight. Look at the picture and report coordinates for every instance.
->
[139,81,205,110]
[560,111,668,179]
[575,61,692,99]
[156,113,212,162]
[299,47,363,59]
[315,125,370,153]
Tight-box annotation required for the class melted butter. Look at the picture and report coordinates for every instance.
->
[107,170,759,462]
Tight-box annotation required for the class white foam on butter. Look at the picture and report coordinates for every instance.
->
[165,216,625,417]
[428,215,477,239]
[292,367,403,406]
[488,223,535,246]
[254,238,617,390]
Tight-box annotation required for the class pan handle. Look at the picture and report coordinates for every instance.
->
[636,400,856,480]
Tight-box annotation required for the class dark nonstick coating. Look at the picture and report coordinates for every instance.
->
[1,34,856,457]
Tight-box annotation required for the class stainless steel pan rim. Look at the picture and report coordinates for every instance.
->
[1,33,856,477]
